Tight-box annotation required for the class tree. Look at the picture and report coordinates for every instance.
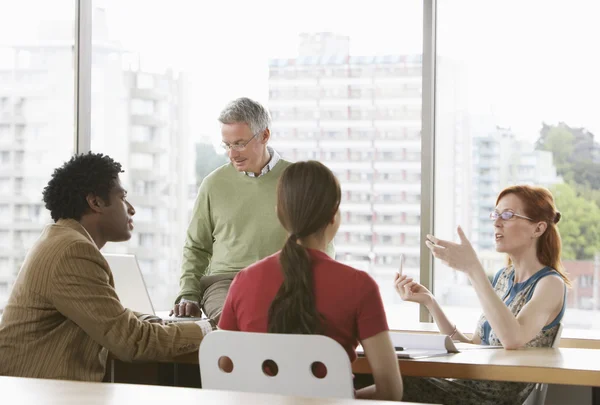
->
[535,124,574,172]
[576,186,600,212]
[536,122,600,207]
[536,122,598,166]
[551,183,600,260]
[195,143,227,187]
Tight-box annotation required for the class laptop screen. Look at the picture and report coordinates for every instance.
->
[103,253,155,315]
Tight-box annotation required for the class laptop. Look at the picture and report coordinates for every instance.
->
[104,253,204,322]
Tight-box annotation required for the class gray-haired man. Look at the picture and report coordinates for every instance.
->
[171,97,292,321]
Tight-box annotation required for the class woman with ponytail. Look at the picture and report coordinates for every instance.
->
[397,185,570,405]
[219,161,403,401]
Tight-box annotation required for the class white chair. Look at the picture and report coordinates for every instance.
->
[199,330,354,399]
[523,323,564,405]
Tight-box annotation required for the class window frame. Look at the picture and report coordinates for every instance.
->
[71,0,440,319]
[69,0,597,344]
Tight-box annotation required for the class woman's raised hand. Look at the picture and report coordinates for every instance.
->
[393,257,433,305]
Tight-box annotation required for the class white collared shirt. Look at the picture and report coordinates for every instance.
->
[244,146,281,178]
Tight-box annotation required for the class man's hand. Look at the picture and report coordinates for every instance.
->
[136,314,164,324]
[170,300,202,317]
[147,316,164,324]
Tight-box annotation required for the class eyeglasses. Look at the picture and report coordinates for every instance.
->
[490,210,534,222]
[220,133,259,152]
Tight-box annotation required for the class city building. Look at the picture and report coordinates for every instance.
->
[564,257,600,312]
[0,11,193,313]
[268,32,423,303]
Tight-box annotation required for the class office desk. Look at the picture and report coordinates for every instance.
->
[112,346,600,386]
[0,376,424,405]
[151,347,600,385]
[111,347,600,403]
[354,348,600,387]
[354,347,600,405]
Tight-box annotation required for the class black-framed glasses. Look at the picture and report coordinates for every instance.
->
[220,133,259,152]
[490,210,534,221]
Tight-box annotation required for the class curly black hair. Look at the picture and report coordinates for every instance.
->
[42,152,124,222]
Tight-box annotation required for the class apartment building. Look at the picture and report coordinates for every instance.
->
[0,15,192,312]
[268,33,422,303]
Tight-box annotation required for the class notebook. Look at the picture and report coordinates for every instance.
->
[104,253,204,322]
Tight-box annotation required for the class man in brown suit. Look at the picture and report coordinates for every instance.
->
[0,153,213,381]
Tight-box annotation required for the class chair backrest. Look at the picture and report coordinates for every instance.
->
[199,330,354,399]
[522,323,563,405]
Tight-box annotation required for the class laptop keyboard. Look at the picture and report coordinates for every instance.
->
[162,316,205,324]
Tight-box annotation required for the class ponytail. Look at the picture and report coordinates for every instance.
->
[268,234,324,334]
[538,221,571,287]
[268,161,340,334]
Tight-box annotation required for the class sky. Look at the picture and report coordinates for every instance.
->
[1,0,599,143]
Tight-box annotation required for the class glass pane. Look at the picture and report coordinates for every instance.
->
[435,0,600,331]
[91,0,423,320]
[0,1,75,315]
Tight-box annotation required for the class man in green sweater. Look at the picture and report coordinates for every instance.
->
[171,97,291,321]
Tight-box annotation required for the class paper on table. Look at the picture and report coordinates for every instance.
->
[390,332,458,352]
[357,332,461,359]
[453,342,503,350]
[356,334,503,359]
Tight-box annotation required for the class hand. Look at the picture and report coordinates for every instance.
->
[425,226,482,275]
[136,314,164,324]
[394,273,433,305]
[147,316,164,325]
[393,257,432,305]
[170,301,202,317]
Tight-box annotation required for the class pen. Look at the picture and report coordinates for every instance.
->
[394,346,404,351]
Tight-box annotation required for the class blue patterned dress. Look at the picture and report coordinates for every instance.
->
[401,266,566,405]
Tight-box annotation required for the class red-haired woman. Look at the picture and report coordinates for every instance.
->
[397,185,569,405]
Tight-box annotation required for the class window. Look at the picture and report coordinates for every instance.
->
[0,204,10,222]
[0,178,10,195]
[91,1,229,310]
[136,73,155,89]
[138,233,155,248]
[434,0,600,331]
[130,153,154,170]
[15,204,42,223]
[0,151,9,165]
[0,125,10,143]
[0,231,10,248]
[0,1,74,313]
[89,0,422,313]
[132,180,157,196]
[131,125,155,143]
[1,0,599,339]
[130,99,154,115]
[134,207,154,222]
[14,231,40,249]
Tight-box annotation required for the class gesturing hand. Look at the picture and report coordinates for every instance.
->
[393,255,432,306]
[425,226,482,275]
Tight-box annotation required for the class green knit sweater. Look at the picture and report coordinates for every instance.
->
[176,160,292,303]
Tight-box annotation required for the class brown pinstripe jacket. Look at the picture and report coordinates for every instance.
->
[0,219,204,381]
